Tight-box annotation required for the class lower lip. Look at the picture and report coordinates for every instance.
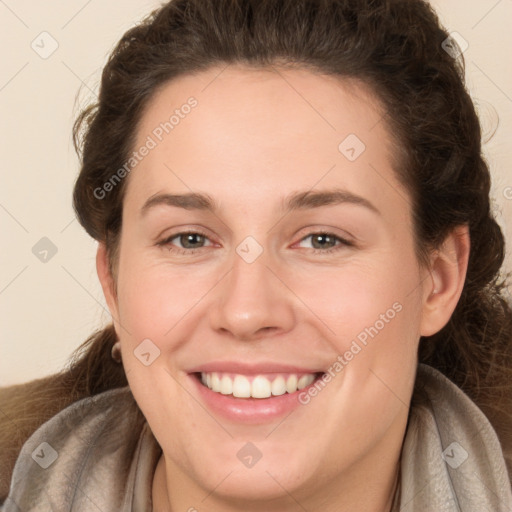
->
[189,373,323,424]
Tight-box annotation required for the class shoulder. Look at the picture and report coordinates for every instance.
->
[413,363,506,437]
[411,363,506,452]
[399,363,512,509]
[2,386,147,511]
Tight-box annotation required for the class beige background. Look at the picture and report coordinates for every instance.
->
[1,0,511,386]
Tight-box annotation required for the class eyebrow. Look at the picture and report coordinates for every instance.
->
[140,188,380,217]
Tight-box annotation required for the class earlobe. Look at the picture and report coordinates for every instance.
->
[96,242,120,323]
[420,225,470,337]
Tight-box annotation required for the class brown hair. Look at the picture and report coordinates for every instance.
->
[2,0,511,498]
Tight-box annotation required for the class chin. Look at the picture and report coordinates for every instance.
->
[183,441,321,503]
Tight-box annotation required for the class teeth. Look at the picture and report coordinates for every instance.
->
[286,374,298,393]
[297,374,315,390]
[211,373,221,392]
[232,375,251,398]
[251,375,272,398]
[220,375,233,395]
[271,376,287,396]
[200,372,318,398]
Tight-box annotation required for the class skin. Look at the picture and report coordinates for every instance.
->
[97,65,470,512]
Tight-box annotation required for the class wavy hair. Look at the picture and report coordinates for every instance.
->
[1,0,511,498]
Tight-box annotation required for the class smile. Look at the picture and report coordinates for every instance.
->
[188,362,328,423]
[200,371,318,398]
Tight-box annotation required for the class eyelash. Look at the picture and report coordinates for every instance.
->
[156,230,353,256]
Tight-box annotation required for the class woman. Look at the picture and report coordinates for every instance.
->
[1,0,511,510]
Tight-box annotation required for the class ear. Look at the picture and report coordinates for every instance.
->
[96,242,120,329]
[419,224,470,337]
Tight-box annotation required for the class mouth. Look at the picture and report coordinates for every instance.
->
[195,371,323,398]
[188,369,327,423]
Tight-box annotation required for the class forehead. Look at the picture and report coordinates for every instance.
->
[124,64,407,219]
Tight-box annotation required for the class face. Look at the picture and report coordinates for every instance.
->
[99,65,441,508]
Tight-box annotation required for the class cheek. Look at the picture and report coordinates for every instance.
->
[292,251,422,348]
[115,240,423,356]
[316,251,422,422]
[116,254,215,344]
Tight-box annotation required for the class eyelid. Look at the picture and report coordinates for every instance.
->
[157,229,214,250]
[292,233,354,253]
[156,227,355,257]
[293,225,355,244]
[154,224,217,246]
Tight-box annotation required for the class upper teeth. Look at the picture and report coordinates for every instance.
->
[201,372,316,398]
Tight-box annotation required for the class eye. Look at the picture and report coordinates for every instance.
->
[156,230,353,256]
[157,230,213,255]
[296,232,353,254]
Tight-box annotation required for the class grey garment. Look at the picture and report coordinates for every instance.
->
[2,363,512,511]
[394,364,512,511]
[1,388,161,511]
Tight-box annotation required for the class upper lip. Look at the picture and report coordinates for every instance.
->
[187,361,324,375]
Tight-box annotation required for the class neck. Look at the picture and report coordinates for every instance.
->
[152,443,402,512]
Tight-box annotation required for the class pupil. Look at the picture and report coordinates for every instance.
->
[179,234,335,250]
[313,234,333,249]
[182,233,203,248]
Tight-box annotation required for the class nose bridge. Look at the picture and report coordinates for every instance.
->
[208,240,295,340]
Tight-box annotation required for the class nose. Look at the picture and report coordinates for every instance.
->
[208,246,296,341]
